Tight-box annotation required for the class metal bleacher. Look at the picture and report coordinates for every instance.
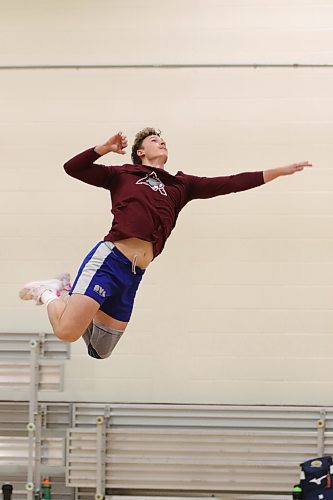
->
[0,332,70,499]
[1,332,332,499]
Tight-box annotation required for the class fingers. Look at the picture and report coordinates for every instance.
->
[118,131,128,143]
[105,131,128,155]
[294,161,312,168]
[286,161,312,174]
[117,131,128,152]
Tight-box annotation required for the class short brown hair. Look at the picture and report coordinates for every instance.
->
[131,127,161,164]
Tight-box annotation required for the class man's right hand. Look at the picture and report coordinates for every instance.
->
[94,132,128,156]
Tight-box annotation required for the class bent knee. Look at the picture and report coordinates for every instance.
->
[54,325,84,343]
[87,322,124,359]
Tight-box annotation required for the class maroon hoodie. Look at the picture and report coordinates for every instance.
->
[64,148,264,258]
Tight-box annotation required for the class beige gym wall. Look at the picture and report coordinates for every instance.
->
[1,0,333,404]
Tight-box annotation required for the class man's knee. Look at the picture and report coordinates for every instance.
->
[54,324,85,343]
[86,321,124,359]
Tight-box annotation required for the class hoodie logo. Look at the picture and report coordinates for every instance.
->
[136,171,167,196]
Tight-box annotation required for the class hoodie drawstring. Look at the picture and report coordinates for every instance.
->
[132,255,138,274]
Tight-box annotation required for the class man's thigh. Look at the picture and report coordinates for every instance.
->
[60,294,100,341]
[94,309,128,331]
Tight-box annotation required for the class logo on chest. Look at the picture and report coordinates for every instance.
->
[136,171,167,196]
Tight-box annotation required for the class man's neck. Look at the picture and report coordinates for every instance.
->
[142,159,166,169]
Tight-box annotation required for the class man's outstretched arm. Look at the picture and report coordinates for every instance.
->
[263,161,312,183]
[186,161,312,200]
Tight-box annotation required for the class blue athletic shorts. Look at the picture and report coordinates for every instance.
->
[70,241,145,322]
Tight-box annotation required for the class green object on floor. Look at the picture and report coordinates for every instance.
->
[41,479,51,499]
[292,484,302,499]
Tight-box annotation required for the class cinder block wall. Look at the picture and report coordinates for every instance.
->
[1,1,333,404]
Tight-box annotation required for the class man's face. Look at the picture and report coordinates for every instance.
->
[138,135,168,164]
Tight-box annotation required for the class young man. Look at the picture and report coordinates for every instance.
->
[19,128,311,359]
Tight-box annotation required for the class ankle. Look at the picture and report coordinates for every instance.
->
[40,289,59,307]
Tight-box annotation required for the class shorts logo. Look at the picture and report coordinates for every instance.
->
[94,284,106,297]
[136,171,167,196]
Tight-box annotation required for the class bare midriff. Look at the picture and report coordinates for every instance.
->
[113,237,154,270]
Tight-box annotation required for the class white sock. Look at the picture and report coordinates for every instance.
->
[40,290,59,307]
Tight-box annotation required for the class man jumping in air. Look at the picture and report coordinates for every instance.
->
[19,128,311,359]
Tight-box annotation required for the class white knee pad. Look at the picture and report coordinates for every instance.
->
[88,320,124,359]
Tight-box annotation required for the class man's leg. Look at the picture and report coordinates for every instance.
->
[81,308,128,359]
[20,277,127,355]
[84,322,125,359]
[47,295,128,346]
[85,309,127,359]
[20,276,101,342]
[19,241,138,356]
[46,294,101,342]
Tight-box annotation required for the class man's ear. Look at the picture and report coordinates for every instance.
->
[137,148,144,158]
